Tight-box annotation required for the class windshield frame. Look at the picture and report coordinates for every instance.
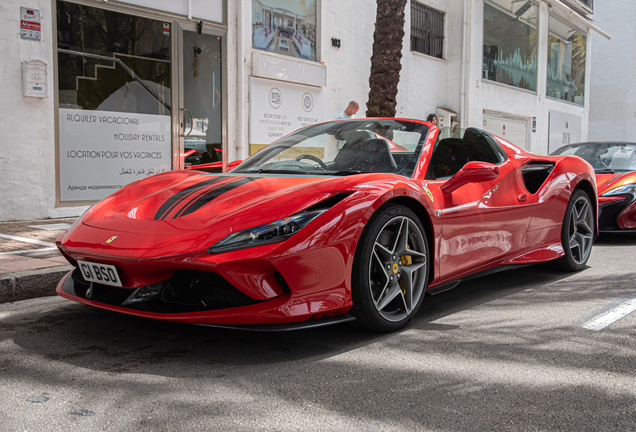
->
[233,119,431,178]
[551,142,636,174]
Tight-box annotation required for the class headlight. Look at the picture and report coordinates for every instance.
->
[207,210,325,254]
[601,184,636,199]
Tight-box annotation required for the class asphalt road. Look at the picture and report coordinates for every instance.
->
[1,234,635,431]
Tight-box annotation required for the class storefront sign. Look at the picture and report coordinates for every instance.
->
[59,108,171,201]
[20,7,41,41]
[249,77,323,154]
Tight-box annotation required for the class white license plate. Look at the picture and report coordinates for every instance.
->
[77,260,122,287]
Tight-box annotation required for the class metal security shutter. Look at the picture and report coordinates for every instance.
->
[482,113,529,150]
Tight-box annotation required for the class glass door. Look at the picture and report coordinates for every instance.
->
[176,25,224,171]
[56,1,173,203]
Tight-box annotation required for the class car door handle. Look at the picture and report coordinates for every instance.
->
[518,193,528,202]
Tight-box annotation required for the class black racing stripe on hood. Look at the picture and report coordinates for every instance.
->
[170,176,239,219]
[174,177,255,219]
[154,176,226,220]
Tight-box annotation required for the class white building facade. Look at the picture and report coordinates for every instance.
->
[0,0,606,221]
[588,0,635,142]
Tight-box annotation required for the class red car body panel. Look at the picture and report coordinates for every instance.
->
[56,119,597,326]
[550,141,636,232]
[596,171,636,230]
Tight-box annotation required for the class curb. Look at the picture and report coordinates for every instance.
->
[0,265,73,303]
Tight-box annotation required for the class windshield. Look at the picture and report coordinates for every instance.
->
[552,142,636,173]
[233,119,430,177]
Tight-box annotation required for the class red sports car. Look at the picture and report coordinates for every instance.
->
[56,119,597,332]
[551,141,636,232]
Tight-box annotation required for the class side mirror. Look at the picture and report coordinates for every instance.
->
[440,161,500,195]
[227,160,243,171]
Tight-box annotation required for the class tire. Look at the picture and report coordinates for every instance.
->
[552,189,595,271]
[350,205,430,331]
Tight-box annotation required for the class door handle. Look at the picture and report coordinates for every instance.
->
[518,193,528,202]
[180,107,193,137]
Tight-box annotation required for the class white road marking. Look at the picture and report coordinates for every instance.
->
[0,247,59,255]
[582,298,636,331]
[0,233,56,247]
[28,223,71,231]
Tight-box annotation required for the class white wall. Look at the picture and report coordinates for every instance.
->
[399,0,461,121]
[321,0,461,123]
[0,0,87,221]
[320,0,377,119]
[0,0,600,221]
[239,0,460,138]
[464,0,590,154]
[588,0,636,142]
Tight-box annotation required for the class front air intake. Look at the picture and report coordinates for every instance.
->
[160,270,259,309]
[599,200,630,231]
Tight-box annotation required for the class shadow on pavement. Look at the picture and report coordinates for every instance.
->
[594,232,636,246]
[0,265,629,372]
[1,264,635,430]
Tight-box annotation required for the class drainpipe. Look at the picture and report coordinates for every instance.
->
[459,0,468,129]
[236,0,245,162]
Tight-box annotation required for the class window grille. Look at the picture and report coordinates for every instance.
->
[410,2,445,59]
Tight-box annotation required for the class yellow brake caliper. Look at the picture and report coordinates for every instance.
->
[399,248,412,296]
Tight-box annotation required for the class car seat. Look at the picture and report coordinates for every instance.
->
[333,137,397,173]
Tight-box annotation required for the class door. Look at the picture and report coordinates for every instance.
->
[435,161,532,281]
[175,25,225,171]
[483,112,529,150]
[425,130,532,281]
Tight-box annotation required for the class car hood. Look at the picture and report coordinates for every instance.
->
[595,171,636,194]
[82,171,354,238]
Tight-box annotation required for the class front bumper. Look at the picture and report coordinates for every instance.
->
[599,195,636,231]
[56,219,355,325]
[57,268,352,326]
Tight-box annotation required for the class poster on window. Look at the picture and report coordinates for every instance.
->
[59,108,171,201]
[249,77,323,155]
[252,0,316,61]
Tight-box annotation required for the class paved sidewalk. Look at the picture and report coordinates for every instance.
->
[0,218,76,303]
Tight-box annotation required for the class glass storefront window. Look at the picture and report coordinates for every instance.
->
[57,2,171,114]
[182,31,223,168]
[483,0,538,92]
[56,1,172,202]
[547,15,586,105]
[252,0,317,61]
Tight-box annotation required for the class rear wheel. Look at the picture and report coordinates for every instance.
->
[553,189,594,271]
[351,205,429,332]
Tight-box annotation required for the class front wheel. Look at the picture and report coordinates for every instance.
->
[350,205,429,332]
[553,189,595,271]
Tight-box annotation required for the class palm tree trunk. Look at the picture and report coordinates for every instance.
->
[366,0,407,118]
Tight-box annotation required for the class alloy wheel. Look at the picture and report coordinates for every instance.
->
[368,216,427,322]
[568,195,594,264]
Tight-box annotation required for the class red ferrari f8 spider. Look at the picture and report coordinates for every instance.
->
[56,119,597,331]
[551,141,636,232]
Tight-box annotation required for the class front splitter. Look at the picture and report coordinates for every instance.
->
[198,314,356,332]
